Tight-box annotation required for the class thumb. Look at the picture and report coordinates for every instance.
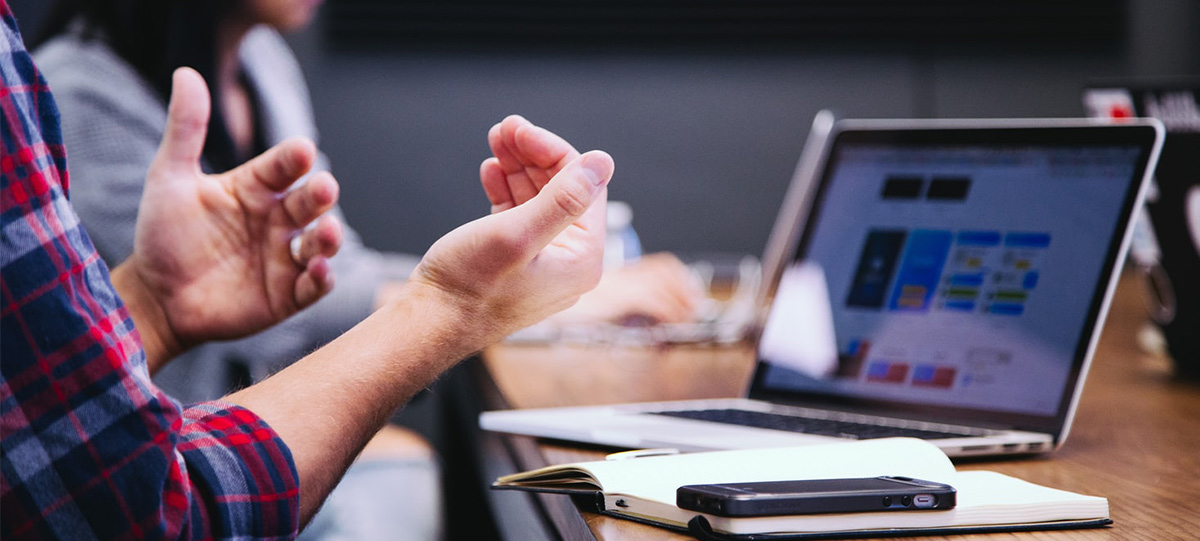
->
[509,150,614,250]
[152,67,210,177]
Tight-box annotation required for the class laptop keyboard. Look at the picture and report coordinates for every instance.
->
[651,408,974,440]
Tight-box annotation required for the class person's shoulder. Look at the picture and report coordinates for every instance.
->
[242,26,293,55]
[36,31,132,88]
[241,26,304,78]
[35,32,164,121]
[240,25,319,143]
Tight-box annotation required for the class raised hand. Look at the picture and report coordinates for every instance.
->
[409,117,612,346]
[480,115,581,213]
[480,115,703,327]
[113,68,344,368]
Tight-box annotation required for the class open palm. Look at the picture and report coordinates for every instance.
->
[128,68,343,351]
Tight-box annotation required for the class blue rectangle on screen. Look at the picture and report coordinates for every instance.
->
[949,273,985,287]
[866,362,890,379]
[989,303,1025,316]
[956,231,1001,246]
[912,365,936,382]
[1023,271,1040,289]
[888,230,953,311]
[1005,232,1051,248]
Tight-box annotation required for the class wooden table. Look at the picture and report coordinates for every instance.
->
[470,273,1200,540]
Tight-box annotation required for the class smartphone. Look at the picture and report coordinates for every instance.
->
[676,476,956,517]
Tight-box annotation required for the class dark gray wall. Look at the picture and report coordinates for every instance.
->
[288,1,1199,260]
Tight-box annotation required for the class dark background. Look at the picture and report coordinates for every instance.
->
[10,1,1200,260]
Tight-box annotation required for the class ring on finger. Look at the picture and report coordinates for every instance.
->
[289,235,304,266]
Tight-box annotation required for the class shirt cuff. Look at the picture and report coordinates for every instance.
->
[177,401,300,539]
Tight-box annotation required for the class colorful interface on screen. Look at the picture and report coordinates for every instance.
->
[759,143,1141,417]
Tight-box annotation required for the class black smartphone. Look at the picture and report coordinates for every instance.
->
[676,476,956,517]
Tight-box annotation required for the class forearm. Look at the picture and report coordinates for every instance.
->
[224,281,489,523]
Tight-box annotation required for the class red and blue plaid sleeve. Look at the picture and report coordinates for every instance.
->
[1,3,300,539]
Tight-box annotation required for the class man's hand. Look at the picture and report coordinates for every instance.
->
[111,68,343,370]
[481,116,702,327]
[408,116,613,346]
[555,253,704,325]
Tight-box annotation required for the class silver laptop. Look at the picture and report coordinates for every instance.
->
[481,116,1164,457]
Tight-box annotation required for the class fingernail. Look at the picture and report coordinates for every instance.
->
[580,153,611,187]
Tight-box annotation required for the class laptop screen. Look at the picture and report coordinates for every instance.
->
[752,123,1160,434]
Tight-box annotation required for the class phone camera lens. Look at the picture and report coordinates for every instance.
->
[882,496,892,507]
[901,495,912,507]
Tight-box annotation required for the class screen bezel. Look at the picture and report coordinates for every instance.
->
[748,119,1162,438]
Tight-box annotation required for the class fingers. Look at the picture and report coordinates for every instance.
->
[231,137,318,197]
[480,157,514,213]
[486,115,580,206]
[487,120,538,204]
[290,214,343,266]
[512,121,577,174]
[152,68,210,177]
[648,283,702,324]
[283,171,339,227]
[505,150,614,251]
[294,255,335,309]
[288,212,341,309]
[596,254,703,324]
[641,253,706,310]
[491,115,577,173]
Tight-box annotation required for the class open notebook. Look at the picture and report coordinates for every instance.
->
[494,438,1110,539]
[483,117,1164,457]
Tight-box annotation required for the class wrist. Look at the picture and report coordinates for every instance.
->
[381,280,502,361]
[372,280,409,311]
[110,258,186,372]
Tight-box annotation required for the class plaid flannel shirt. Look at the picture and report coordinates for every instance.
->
[1,3,300,539]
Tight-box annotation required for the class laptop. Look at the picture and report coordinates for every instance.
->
[481,116,1164,457]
